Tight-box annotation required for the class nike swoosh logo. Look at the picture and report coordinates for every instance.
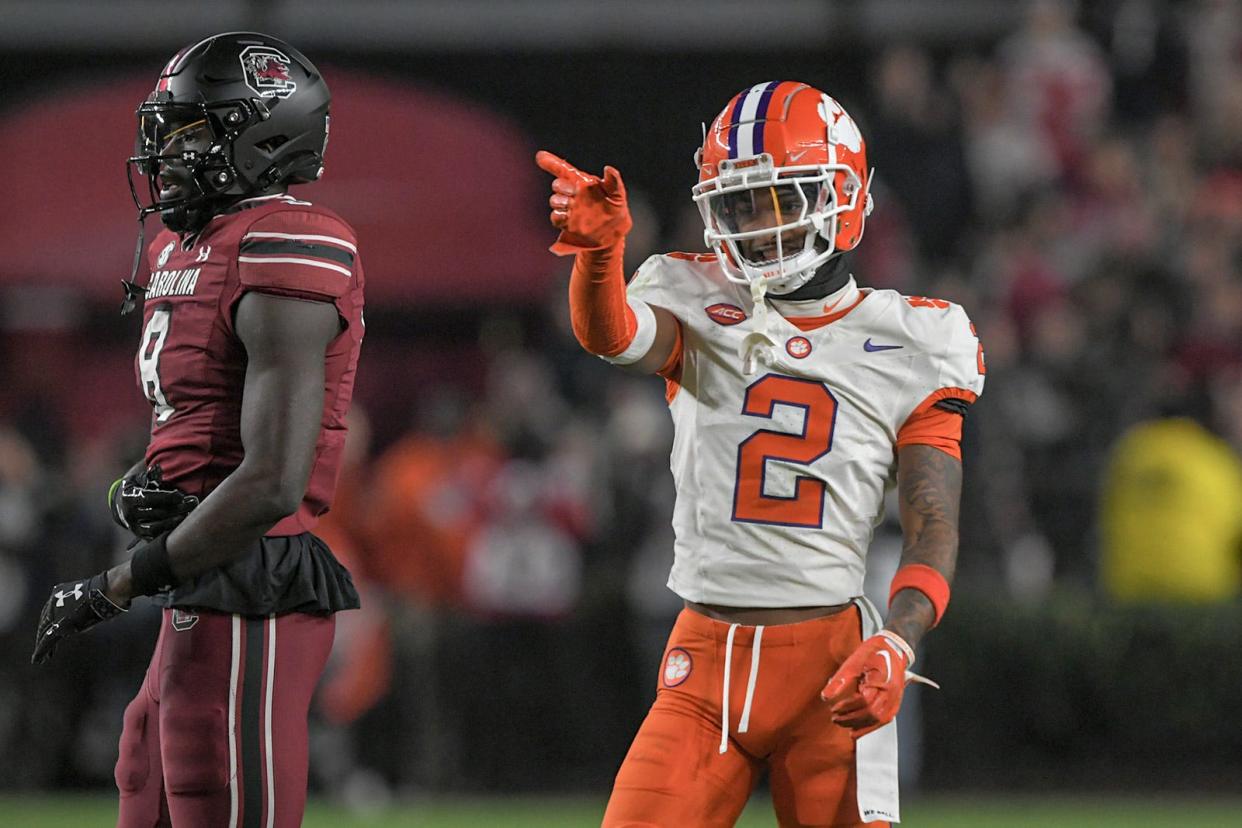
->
[788,149,809,162]
[863,338,903,352]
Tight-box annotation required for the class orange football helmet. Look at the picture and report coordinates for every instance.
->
[693,81,873,295]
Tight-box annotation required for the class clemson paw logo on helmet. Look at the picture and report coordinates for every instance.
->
[240,46,297,100]
[663,648,692,687]
[818,98,862,153]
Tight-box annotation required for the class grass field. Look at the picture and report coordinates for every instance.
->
[3,793,1242,827]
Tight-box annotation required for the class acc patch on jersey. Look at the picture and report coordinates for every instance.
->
[663,647,693,687]
[705,303,747,326]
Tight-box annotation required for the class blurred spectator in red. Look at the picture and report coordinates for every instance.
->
[999,0,1113,186]
[1072,135,1158,262]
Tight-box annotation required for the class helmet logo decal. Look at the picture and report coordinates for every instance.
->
[706,303,748,326]
[239,46,297,100]
[728,81,779,159]
[818,98,862,152]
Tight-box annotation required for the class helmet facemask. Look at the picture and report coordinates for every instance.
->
[128,95,265,233]
[693,153,865,296]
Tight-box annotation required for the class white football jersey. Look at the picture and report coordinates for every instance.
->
[627,253,985,608]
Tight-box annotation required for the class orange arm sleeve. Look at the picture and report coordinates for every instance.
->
[569,241,637,358]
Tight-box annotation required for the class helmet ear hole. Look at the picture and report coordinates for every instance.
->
[255,135,289,153]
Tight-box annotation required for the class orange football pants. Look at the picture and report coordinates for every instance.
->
[602,606,889,828]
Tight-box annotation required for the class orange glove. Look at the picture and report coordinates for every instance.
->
[535,150,632,255]
[821,630,937,738]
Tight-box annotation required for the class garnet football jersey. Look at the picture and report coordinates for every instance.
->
[626,253,984,608]
[137,193,364,537]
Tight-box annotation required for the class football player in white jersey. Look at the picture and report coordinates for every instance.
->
[538,81,985,827]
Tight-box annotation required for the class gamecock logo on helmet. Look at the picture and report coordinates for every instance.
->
[240,46,297,99]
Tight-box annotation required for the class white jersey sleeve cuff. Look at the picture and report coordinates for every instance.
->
[601,297,657,366]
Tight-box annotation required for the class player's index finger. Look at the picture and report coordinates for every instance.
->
[820,678,852,705]
[535,150,584,181]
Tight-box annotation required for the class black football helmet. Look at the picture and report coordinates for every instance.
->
[128,32,330,233]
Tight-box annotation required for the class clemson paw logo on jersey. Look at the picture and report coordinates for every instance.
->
[786,336,812,359]
[706,303,747,326]
[156,240,175,268]
[663,648,692,687]
[240,46,297,99]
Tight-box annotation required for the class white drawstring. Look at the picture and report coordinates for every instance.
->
[719,623,766,754]
[719,623,738,754]
[738,625,764,733]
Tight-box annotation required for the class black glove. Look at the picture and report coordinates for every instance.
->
[109,465,199,540]
[31,572,127,665]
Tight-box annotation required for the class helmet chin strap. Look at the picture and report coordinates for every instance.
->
[120,213,151,317]
[160,201,212,234]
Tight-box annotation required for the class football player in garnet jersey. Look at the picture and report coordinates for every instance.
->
[32,33,364,828]
[538,81,985,826]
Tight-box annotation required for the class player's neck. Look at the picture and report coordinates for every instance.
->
[769,255,858,318]
[770,252,852,302]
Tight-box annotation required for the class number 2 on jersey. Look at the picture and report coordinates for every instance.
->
[732,374,838,528]
[138,307,175,424]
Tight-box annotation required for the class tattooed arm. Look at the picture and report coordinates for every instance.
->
[885,444,962,650]
[820,442,962,729]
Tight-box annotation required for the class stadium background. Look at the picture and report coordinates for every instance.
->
[1,0,1241,824]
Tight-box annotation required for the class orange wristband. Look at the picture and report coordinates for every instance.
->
[888,564,951,627]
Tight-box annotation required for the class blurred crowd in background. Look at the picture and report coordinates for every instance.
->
[1,0,1241,802]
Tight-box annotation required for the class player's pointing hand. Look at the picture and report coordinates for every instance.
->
[536,150,632,255]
